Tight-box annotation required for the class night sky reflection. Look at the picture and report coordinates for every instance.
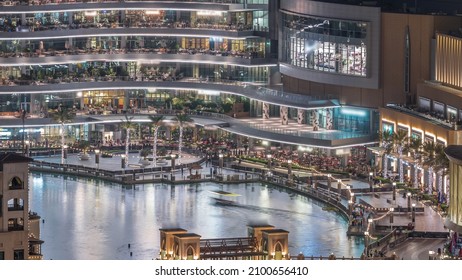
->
[29,173,364,260]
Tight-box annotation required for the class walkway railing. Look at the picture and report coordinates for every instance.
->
[29,158,261,185]
[387,104,456,129]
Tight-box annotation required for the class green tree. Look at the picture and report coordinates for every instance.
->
[173,113,193,164]
[53,106,75,164]
[379,129,393,179]
[422,141,437,194]
[393,130,409,183]
[434,143,449,200]
[148,115,164,166]
[120,114,137,161]
[406,137,423,188]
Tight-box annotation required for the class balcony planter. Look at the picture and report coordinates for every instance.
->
[79,153,90,161]
[139,148,151,166]
[139,158,150,166]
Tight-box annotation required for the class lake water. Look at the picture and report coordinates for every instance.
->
[29,173,364,260]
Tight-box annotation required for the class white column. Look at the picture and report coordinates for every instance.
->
[280,106,288,125]
[262,102,270,119]
[326,108,333,130]
[312,109,319,131]
[297,109,305,124]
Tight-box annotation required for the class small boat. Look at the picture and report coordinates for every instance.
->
[209,190,241,197]
[213,198,237,206]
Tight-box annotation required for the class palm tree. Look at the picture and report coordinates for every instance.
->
[120,114,137,161]
[393,130,409,183]
[434,143,449,202]
[148,115,164,166]
[407,137,423,188]
[379,129,393,179]
[422,141,437,194]
[53,105,75,164]
[173,113,193,164]
[20,108,27,155]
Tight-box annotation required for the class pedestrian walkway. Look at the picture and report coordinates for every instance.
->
[34,155,448,235]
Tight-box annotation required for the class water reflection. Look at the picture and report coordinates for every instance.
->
[29,173,364,260]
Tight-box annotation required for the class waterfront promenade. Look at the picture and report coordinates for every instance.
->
[30,153,448,259]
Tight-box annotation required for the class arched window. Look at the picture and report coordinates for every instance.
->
[8,177,23,190]
[186,246,194,260]
[274,242,282,252]
[274,242,283,260]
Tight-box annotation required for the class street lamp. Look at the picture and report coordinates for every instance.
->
[171,154,176,171]
[369,172,373,192]
[392,182,397,202]
[412,203,416,223]
[266,154,272,170]
[219,153,224,175]
[63,144,68,161]
[364,231,370,257]
[407,192,412,212]
[337,179,342,195]
[25,140,30,157]
[121,154,126,169]
[95,149,100,168]
[389,207,394,230]
[368,218,373,235]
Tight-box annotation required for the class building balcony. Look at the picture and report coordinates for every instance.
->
[385,104,458,130]
[0,0,251,12]
[0,27,257,41]
[0,78,336,111]
[0,51,275,67]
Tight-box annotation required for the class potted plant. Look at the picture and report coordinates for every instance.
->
[139,148,151,166]
[78,140,91,161]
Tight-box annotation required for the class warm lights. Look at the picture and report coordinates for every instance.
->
[146,10,161,15]
[196,11,223,16]
[84,11,97,17]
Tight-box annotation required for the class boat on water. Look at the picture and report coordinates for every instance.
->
[213,197,238,206]
[208,190,241,197]
[210,190,240,206]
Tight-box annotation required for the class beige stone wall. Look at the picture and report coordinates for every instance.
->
[449,161,462,227]
[0,161,30,260]
[379,107,462,145]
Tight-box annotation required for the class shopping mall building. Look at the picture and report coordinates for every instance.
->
[0,1,462,190]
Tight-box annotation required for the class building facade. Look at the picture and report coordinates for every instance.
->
[0,0,460,161]
[0,153,42,260]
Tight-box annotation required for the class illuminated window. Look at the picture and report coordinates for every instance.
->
[281,13,368,77]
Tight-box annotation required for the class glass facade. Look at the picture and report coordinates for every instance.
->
[281,12,369,77]
[334,107,371,134]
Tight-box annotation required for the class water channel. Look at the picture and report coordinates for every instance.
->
[29,173,364,260]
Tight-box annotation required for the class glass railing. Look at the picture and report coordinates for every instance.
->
[0,47,266,59]
[2,0,245,7]
[386,104,456,129]
[1,21,255,33]
[177,111,368,140]
[241,123,369,140]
